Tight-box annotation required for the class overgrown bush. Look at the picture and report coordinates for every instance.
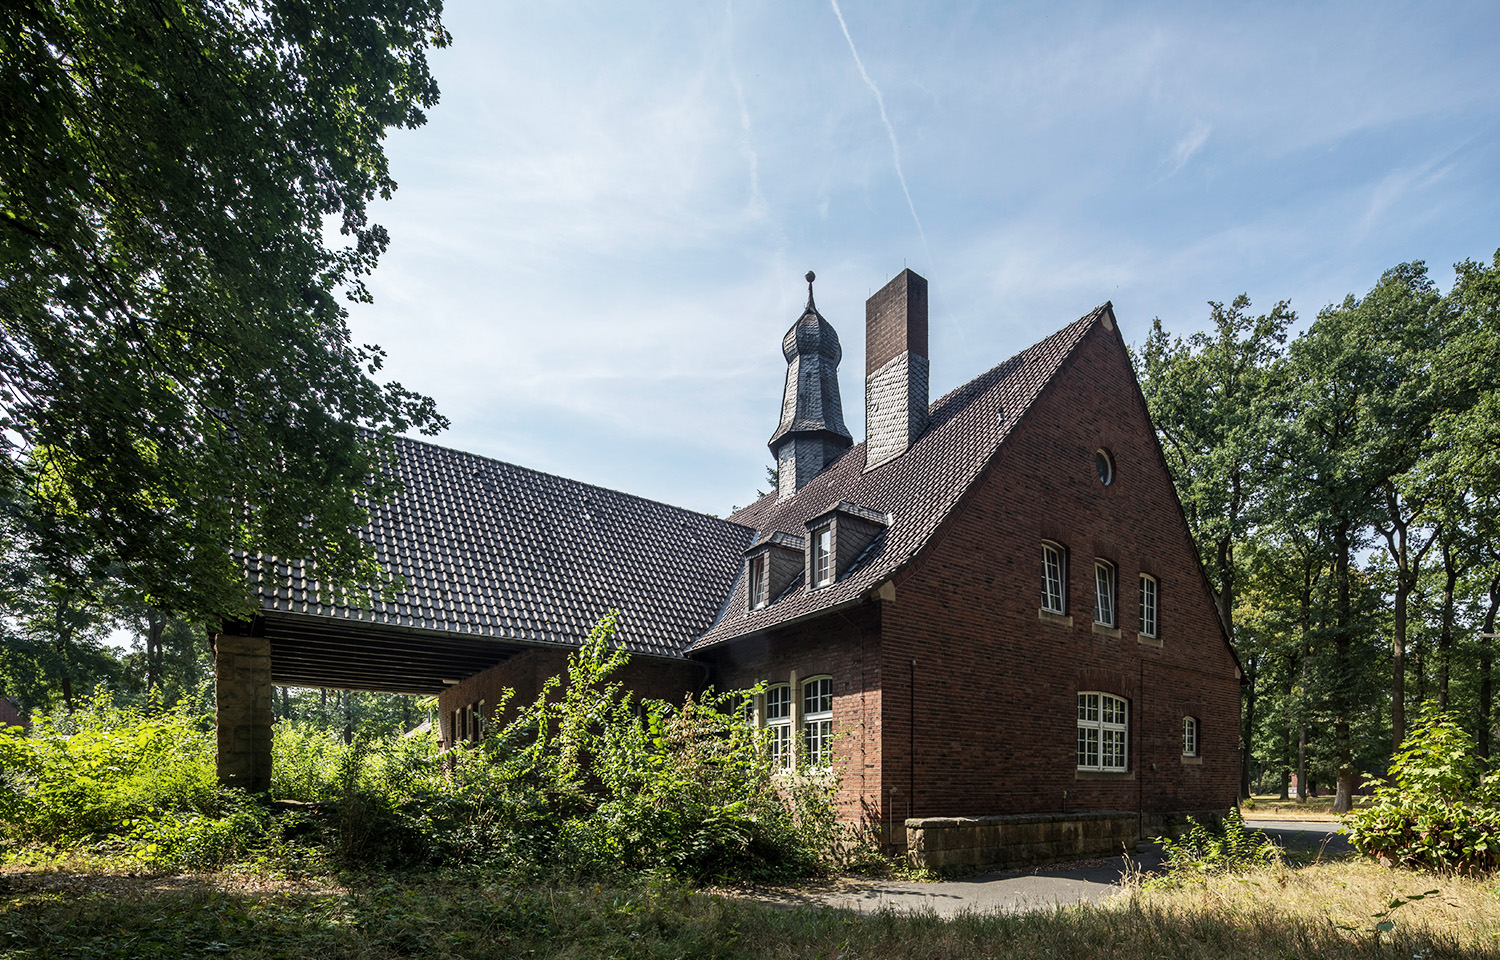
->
[0,616,839,882]
[1343,710,1500,873]
[1146,808,1281,886]
[372,615,839,880]
[0,692,275,868]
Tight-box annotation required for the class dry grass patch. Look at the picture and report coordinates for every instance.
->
[1126,858,1500,953]
[2,859,1498,959]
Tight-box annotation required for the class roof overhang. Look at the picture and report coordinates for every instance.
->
[242,613,539,695]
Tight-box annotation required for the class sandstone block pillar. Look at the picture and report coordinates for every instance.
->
[215,633,273,792]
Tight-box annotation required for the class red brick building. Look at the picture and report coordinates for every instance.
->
[219,268,1240,863]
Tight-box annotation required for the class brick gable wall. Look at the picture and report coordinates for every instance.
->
[879,318,1240,826]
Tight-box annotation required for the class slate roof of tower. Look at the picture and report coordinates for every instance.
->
[246,440,755,658]
[689,303,1110,650]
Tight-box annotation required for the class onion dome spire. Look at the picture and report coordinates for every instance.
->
[768,270,853,498]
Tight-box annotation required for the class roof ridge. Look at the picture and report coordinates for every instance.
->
[386,432,755,533]
[725,304,1107,528]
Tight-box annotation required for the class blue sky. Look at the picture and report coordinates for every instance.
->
[349,0,1500,517]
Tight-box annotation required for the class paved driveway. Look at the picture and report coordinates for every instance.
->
[755,820,1347,917]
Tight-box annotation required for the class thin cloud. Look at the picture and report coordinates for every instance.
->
[829,0,930,266]
[1162,121,1211,178]
[725,1,767,220]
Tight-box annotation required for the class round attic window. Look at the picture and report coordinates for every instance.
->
[1095,449,1115,486]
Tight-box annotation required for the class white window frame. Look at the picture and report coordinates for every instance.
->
[1042,541,1066,613]
[1077,692,1128,771]
[1095,448,1115,486]
[1183,716,1198,757]
[748,555,767,610]
[802,675,834,768]
[811,525,834,587]
[1094,560,1116,627]
[1139,574,1158,637]
[764,683,793,769]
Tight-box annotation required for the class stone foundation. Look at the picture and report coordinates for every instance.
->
[215,633,273,792]
[905,811,1138,874]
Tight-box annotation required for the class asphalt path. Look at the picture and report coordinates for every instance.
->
[757,820,1348,917]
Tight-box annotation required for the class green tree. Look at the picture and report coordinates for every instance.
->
[1138,294,1292,797]
[0,0,451,624]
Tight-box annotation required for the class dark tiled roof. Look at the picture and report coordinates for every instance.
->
[247,439,755,658]
[690,304,1109,650]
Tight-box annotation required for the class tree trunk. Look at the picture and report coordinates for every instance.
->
[1240,653,1257,800]
[145,610,165,694]
[1391,576,1407,750]
[1332,521,1355,815]
[1437,541,1457,712]
[1480,569,1499,759]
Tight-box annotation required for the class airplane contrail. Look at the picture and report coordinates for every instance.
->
[829,0,931,267]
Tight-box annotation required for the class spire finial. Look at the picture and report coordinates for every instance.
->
[805,270,816,308]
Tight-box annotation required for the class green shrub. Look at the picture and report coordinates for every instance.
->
[1343,710,1500,873]
[1147,808,1281,886]
[0,693,222,847]
[369,615,839,880]
[0,617,839,882]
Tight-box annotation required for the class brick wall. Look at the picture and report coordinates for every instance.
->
[877,317,1240,824]
[437,645,703,747]
[699,603,885,832]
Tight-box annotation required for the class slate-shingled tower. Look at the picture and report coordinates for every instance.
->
[769,271,854,498]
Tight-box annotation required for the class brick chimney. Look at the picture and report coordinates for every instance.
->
[864,269,929,470]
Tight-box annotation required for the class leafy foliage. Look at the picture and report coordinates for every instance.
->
[1344,709,1500,873]
[1147,808,1282,886]
[0,618,838,882]
[0,0,451,622]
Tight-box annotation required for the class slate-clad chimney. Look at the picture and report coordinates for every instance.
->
[769,272,853,499]
[864,269,929,470]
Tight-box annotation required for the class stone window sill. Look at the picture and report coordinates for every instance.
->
[1038,609,1073,627]
[1092,623,1122,639]
[1075,769,1135,781]
[1181,755,1202,765]
[1136,632,1162,648]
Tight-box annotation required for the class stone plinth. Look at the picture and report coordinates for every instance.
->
[906,811,1138,875]
[215,633,273,792]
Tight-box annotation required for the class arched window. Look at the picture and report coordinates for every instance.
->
[802,675,834,768]
[1077,692,1128,771]
[1094,560,1116,627]
[1042,541,1066,613]
[1183,716,1199,757]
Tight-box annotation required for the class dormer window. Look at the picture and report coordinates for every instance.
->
[811,525,833,587]
[803,501,888,592]
[749,555,768,609]
[742,532,806,613]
